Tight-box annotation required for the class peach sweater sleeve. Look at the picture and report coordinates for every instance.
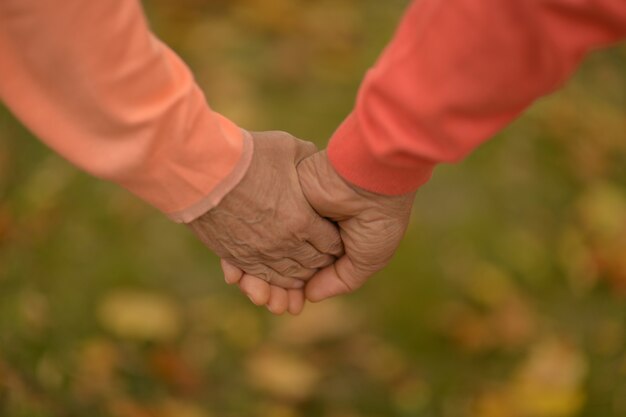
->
[0,0,252,223]
[328,0,626,195]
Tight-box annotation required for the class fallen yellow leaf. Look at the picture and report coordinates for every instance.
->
[98,290,181,342]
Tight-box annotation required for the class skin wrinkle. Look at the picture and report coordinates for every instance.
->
[331,261,355,293]
[296,242,337,268]
[189,131,343,289]
[271,257,317,279]
[230,258,305,288]
[263,261,312,283]
[298,151,415,300]
[307,236,343,257]
[228,150,416,307]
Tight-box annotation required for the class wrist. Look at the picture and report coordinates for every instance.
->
[327,112,434,196]
[321,151,416,206]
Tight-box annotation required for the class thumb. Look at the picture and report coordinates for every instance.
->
[291,137,319,165]
[305,255,370,302]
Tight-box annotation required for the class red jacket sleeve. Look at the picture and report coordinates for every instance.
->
[328,0,626,194]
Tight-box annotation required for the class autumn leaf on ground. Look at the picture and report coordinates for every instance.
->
[97,290,181,342]
[474,338,588,417]
[246,348,321,401]
[271,299,361,346]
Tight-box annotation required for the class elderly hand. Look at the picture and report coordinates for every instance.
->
[297,151,415,301]
[225,149,415,313]
[189,131,343,305]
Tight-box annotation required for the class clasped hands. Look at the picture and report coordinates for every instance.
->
[189,131,415,315]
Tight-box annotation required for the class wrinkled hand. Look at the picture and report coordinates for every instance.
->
[189,131,343,313]
[298,151,415,301]
[227,149,414,311]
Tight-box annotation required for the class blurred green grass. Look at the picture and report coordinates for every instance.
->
[0,0,625,416]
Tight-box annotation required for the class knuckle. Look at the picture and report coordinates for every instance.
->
[255,270,272,282]
[288,244,320,265]
[326,237,345,256]
[298,250,334,269]
[280,264,298,276]
[308,253,335,269]
[285,265,315,280]
[269,259,311,280]
[227,244,260,263]
[240,263,271,282]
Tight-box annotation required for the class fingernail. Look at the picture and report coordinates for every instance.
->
[247,294,256,304]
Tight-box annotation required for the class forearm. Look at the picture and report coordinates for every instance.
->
[329,0,626,194]
[0,0,251,222]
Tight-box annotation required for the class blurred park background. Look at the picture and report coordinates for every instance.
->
[0,0,625,416]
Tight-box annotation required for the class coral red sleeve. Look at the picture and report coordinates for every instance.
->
[0,0,251,223]
[328,0,626,195]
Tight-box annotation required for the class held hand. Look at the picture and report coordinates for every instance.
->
[227,149,414,313]
[190,131,343,293]
[297,151,415,302]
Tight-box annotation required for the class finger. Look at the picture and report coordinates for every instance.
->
[306,216,344,259]
[221,259,244,284]
[305,255,371,303]
[257,265,306,289]
[234,262,306,290]
[291,137,318,164]
[239,274,271,306]
[266,286,289,315]
[266,256,318,280]
[287,289,305,315]
[288,242,337,270]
